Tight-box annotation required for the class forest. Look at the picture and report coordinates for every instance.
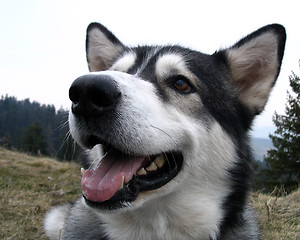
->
[0,95,79,161]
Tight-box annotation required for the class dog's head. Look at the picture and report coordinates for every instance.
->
[69,23,285,211]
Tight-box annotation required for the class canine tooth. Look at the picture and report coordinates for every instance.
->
[80,167,85,176]
[137,167,147,176]
[146,162,158,172]
[154,155,166,168]
[119,175,125,190]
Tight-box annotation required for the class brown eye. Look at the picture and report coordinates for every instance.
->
[173,79,193,93]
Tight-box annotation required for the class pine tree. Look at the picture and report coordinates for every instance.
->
[263,64,300,192]
[21,122,48,155]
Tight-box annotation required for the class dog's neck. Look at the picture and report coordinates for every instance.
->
[97,188,225,240]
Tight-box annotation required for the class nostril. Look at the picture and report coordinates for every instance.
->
[88,87,115,108]
[69,85,81,104]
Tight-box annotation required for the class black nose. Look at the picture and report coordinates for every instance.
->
[69,74,121,117]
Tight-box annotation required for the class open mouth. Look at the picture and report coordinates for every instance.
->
[80,139,183,210]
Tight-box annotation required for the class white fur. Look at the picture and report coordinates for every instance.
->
[155,53,197,82]
[44,204,71,240]
[68,69,237,239]
[155,54,186,78]
[70,70,189,155]
[93,122,236,240]
[111,52,136,72]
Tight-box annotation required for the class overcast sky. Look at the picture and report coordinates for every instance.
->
[1,0,299,138]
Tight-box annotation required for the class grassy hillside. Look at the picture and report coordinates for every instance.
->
[0,148,81,239]
[0,148,299,239]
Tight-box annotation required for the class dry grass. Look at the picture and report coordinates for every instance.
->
[250,188,300,239]
[0,147,299,239]
[0,148,81,240]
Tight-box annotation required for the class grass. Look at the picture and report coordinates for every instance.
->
[250,189,300,239]
[0,147,299,239]
[0,148,81,240]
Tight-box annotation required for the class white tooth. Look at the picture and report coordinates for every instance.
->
[81,167,85,176]
[146,162,158,172]
[137,167,147,176]
[154,155,166,168]
[119,175,125,190]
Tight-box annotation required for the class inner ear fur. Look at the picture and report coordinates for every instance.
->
[86,23,124,72]
[224,24,286,114]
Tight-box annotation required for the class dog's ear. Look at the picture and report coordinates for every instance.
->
[86,23,125,71]
[223,24,286,115]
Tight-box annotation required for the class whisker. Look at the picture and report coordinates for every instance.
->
[150,125,180,170]
[162,151,172,170]
[149,125,180,150]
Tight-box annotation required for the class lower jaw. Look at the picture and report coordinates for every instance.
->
[83,151,183,211]
[83,194,133,211]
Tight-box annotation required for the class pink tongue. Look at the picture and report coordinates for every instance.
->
[81,151,145,202]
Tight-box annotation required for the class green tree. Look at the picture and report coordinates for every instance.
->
[0,132,13,149]
[21,122,48,155]
[263,64,300,192]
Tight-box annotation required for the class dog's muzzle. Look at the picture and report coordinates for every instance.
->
[69,74,121,117]
[68,74,184,210]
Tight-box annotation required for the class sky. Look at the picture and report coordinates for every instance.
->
[0,0,299,138]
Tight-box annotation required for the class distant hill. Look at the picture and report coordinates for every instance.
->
[251,137,273,161]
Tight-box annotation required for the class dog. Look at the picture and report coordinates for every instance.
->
[44,22,286,239]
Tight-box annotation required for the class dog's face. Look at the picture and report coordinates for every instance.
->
[69,23,286,212]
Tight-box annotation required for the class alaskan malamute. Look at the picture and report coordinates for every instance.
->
[44,23,286,239]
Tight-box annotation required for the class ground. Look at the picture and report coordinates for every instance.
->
[0,148,299,239]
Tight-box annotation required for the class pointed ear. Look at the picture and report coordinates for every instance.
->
[86,23,125,71]
[224,24,286,114]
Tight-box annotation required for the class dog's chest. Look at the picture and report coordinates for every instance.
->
[99,199,221,240]
[101,210,170,239]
